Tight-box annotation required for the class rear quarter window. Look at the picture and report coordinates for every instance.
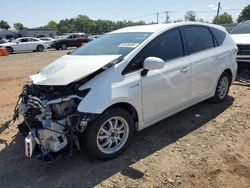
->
[210,28,226,46]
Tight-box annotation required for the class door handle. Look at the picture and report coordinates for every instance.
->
[180,67,191,73]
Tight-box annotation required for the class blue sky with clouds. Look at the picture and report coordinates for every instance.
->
[1,0,249,28]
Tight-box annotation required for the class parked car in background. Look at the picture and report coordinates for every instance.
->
[39,37,54,48]
[231,20,250,77]
[51,33,93,50]
[0,37,9,44]
[0,37,48,54]
[17,22,237,160]
[0,38,4,44]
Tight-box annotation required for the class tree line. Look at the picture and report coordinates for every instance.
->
[0,4,249,34]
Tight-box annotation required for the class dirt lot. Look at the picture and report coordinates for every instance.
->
[0,50,249,188]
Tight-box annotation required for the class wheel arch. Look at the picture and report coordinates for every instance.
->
[223,68,233,85]
[212,68,234,97]
[103,102,139,130]
[5,46,14,52]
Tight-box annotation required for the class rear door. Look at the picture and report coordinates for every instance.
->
[182,26,217,100]
[27,38,40,50]
[140,28,192,125]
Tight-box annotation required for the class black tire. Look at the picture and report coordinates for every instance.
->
[6,47,13,54]
[84,108,135,160]
[36,45,44,52]
[61,43,67,50]
[55,47,60,50]
[210,72,230,103]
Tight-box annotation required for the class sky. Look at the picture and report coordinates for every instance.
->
[1,0,249,28]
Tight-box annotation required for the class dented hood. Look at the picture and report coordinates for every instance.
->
[31,55,121,86]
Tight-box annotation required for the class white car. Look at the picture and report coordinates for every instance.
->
[0,37,48,54]
[231,20,250,77]
[39,37,54,48]
[17,22,237,160]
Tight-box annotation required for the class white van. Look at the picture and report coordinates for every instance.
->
[17,22,237,160]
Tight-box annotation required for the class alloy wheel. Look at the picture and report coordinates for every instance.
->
[218,76,229,99]
[96,116,129,155]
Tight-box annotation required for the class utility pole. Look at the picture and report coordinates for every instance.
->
[216,2,221,24]
[165,12,170,23]
[156,13,159,24]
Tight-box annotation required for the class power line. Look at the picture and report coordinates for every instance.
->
[125,13,156,21]
[124,8,242,21]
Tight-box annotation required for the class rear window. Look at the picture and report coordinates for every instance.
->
[210,28,226,46]
[183,26,214,54]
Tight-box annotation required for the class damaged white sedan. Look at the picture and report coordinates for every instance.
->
[16,22,237,160]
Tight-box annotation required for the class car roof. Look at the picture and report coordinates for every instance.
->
[18,37,38,39]
[111,22,226,34]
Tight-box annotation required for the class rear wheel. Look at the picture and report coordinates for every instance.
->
[84,108,135,160]
[61,43,67,50]
[6,47,13,54]
[36,45,44,52]
[210,72,230,103]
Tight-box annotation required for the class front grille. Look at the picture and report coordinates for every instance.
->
[237,45,250,56]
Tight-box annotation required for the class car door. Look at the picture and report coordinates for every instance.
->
[182,26,217,100]
[68,34,77,47]
[139,28,192,125]
[16,38,30,51]
[27,38,39,50]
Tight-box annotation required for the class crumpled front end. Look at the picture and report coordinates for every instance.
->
[17,83,95,160]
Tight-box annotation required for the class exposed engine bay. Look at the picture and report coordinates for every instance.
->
[5,55,122,161]
[16,80,97,160]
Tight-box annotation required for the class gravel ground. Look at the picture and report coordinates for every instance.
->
[0,50,249,188]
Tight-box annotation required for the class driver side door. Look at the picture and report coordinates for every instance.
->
[140,28,192,126]
[68,34,78,47]
[15,38,30,51]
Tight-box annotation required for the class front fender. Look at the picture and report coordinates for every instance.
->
[77,83,143,124]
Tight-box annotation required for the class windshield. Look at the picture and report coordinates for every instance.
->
[71,32,152,58]
[231,20,250,34]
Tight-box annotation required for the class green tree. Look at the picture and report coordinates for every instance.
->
[185,11,196,21]
[14,22,25,30]
[0,20,10,29]
[237,5,250,23]
[44,21,57,29]
[213,12,233,24]
[50,15,146,35]
[173,19,183,23]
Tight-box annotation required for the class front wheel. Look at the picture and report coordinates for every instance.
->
[6,47,13,54]
[84,108,135,160]
[210,72,230,103]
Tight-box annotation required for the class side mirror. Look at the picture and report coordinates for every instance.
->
[16,41,19,44]
[143,57,164,71]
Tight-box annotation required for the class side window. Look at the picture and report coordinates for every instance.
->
[28,38,38,42]
[123,28,184,75]
[20,38,28,42]
[79,34,87,39]
[210,28,226,46]
[183,26,214,54]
